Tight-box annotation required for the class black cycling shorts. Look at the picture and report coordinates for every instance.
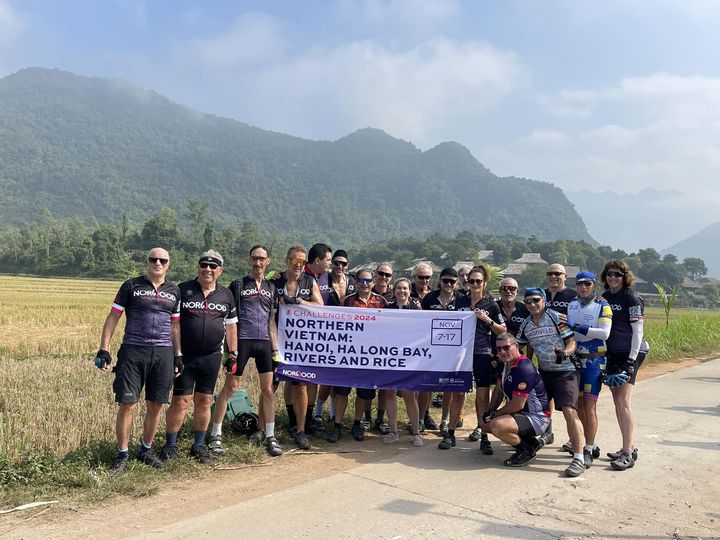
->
[473,353,499,388]
[172,352,222,396]
[540,370,579,411]
[606,351,646,385]
[236,339,274,375]
[113,344,174,404]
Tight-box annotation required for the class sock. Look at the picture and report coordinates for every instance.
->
[448,429,455,438]
[546,420,553,434]
[353,419,361,427]
[442,412,450,422]
[513,443,523,451]
[165,432,178,447]
[573,452,584,463]
[286,404,296,428]
[480,431,488,439]
[584,444,594,453]
[376,409,385,423]
[194,430,206,446]
[423,409,430,419]
[305,407,314,429]
[117,448,129,458]
[211,422,222,437]
[313,398,326,418]
[329,397,336,420]
[138,439,152,455]
[265,422,275,438]
[364,409,372,422]
[334,422,342,430]
[591,442,598,450]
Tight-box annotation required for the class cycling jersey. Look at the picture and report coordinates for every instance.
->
[327,274,356,306]
[457,294,505,355]
[386,298,422,310]
[421,290,463,311]
[497,300,530,337]
[499,355,549,417]
[178,279,238,355]
[304,265,332,304]
[602,287,647,354]
[343,292,388,308]
[544,287,577,315]
[567,296,612,356]
[111,276,180,347]
[229,275,277,341]
[371,286,394,302]
[274,272,315,302]
[516,309,574,372]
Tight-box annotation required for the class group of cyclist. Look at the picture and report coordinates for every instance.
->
[96,244,647,478]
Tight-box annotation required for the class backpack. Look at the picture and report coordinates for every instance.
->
[214,389,259,435]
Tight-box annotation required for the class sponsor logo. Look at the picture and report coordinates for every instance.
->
[280,368,317,379]
[241,288,273,298]
[609,304,623,311]
[182,301,228,312]
[133,289,177,301]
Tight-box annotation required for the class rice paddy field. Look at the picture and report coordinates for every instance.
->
[0,274,718,504]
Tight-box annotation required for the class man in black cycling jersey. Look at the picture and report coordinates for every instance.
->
[305,243,333,304]
[274,245,323,449]
[95,247,181,474]
[208,245,283,457]
[159,250,238,464]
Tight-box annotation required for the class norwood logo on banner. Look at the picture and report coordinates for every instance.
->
[276,304,476,391]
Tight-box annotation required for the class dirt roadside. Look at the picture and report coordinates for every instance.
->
[0,356,709,539]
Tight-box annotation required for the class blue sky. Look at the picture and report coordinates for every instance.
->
[1,0,719,241]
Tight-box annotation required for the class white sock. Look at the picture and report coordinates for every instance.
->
[313,398,326,418]
[584,444,594,453]
[573,452,584,463]
[211,422,222,437]
[265,422,275,437]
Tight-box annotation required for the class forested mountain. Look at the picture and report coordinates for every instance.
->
[0,67,593,246]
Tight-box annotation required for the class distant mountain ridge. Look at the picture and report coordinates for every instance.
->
[663,222,720,278]
[0,67,593,246]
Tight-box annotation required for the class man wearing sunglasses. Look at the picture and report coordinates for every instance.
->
[95,247,181,474]
[160,251,238,464]
[483,333,550,467]
[274,246,323,449]
[372,262,395,302]
[496,278,529,336]
[210,245,283,457]
[564,271,612,467]
[517,288,586,477]
[327,249,356,306]
[544,263,576,318]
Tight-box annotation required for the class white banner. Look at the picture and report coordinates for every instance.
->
[276,304,476,391]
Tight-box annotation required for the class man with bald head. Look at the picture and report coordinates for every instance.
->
[95,247,182,474]
[496,277,529,337]
[544,263,577,318]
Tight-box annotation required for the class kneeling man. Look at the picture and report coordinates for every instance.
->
[483,332,550,467]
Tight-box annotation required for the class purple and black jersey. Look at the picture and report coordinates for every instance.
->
[457,294,505,355]
[421,290,463,311]
[274,272,316,302]
[497,300,530,337]
[544,287,576,315]
[602,287,645,354]
[499,355,550,417]
[111,276,180,347]
[178,279,237,355]
[229,276,277,341]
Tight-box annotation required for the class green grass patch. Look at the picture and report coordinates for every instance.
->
[644,309,720,361]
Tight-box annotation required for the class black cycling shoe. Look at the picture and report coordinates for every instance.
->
[504,448,536,467]
[190,443,212,465]
[438,434,456,450]
[351,423,365,441]
[293,431,311,450]
[159,444,179,461]
[607,448,638,461]
[136,450,164,469]
[479,437,493,455]
[326,426,341,443]
[423,414,439,431]
[265,436,283,457]
[110,455,128,475]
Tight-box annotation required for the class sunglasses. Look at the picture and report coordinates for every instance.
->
[606,271,625,278]
[199,262,219,270]
[497,344,515,352]
[332,260,348,268]
[576,280,593,287]
[356,277,373,284]
[500,285,518,292]
[148,257,169,265]
[546,271,564,277]
[441,278,457,285]
[467,279,484,286]
[524,297,543,305]
[377,271,393,278]
[251,256,268,262]
[288,257,306,266]
[415,275,431,281]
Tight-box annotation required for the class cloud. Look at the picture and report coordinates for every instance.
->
[183,12,286,69]
[337,0,459,35]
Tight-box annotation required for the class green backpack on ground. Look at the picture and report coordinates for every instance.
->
[212,389,259,435]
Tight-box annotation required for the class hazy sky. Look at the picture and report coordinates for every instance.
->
[1,0,718,229]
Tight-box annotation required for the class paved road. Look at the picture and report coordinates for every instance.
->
[126,360,720,540]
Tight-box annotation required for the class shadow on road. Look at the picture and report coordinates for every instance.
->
[664,404,720,416]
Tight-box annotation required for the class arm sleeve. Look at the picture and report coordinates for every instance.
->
[629,319,644,360]
[111,280,131,313]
